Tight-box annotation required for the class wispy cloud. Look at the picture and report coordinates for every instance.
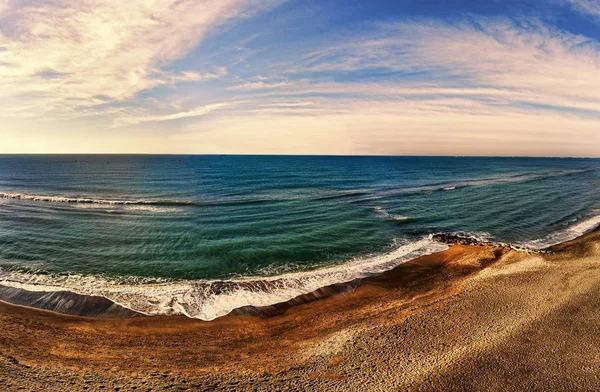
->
[1,1,600,156]
[0,0,280,119]
[280,20,600,115]
[566,0,600,18]
[170,17,600,155]
[113,102,235,127]
[227,81,291,91]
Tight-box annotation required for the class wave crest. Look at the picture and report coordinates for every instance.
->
[373,206,412,222]
[0,237,447,321]
[0,192,193,206]
[517,212,600,249]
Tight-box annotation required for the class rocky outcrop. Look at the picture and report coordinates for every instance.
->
[432,234,552,255]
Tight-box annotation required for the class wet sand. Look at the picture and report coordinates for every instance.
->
[1,230,600,391]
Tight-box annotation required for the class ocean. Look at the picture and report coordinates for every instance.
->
[0,155,598,319]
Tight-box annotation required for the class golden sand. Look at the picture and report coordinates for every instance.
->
[1,231,600,391]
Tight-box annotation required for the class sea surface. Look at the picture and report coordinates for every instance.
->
[0,155,598,319]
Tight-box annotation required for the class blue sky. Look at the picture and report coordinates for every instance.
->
[1,0,599,155]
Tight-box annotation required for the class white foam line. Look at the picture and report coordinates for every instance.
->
[0,237,447,321]
[373,206,410,221]
[4,208,597,320]
[517,212,600,249]
[378,169,590,197]
[0,191,193,207]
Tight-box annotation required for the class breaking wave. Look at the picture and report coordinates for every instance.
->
[373,206,412,222]
[1,210,598,320]
[0,237,447,321]
[377,168,591,197]
[0,192,194,206]
[0,191,284,210]
[517,212,600,249]
[0,168,591,210]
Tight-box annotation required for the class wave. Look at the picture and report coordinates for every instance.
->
[468,168,592,186]
[72,204,184,213]
[313,191,371,201]
[373,206,412,222]
[377,168,591,198]
[0,191,282,210]
[448,231,493,242]
[0,192,194,206]
[0,237,447,321]
[2,168,589,209]
[516,212,600,249]
[2,210,598,320]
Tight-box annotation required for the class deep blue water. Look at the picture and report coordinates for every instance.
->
[0,155,598,319]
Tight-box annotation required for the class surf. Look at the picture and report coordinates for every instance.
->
[0,237,447,320]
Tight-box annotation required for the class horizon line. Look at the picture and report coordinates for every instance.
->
[0,153,598,159]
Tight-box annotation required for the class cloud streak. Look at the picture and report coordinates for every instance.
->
[1,0,600,156]
[113,102,236,127]
[0,0,279,118]
[567,0,600,19]
[175,17,599,156]
[279,20,600,116]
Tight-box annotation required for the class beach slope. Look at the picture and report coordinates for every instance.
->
[1,230,600,391]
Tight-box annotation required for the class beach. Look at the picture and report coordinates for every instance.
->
[1,229,599,391]
[2,0,600,388]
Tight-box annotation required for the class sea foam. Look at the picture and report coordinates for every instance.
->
[373,206,411,222]
[0,237,447,321]
[0,192,197,205]
[517,212,600,249]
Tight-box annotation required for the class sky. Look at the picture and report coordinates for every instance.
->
[1,0,600,156]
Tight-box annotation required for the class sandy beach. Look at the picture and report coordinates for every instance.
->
[2,0,600,389]
[1,230,600,391]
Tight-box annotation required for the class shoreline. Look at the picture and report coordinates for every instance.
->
[0,230,583,321]
[0,232,550,320]
[2,228,600,390]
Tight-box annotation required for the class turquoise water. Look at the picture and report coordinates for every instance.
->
[0,155,598,319]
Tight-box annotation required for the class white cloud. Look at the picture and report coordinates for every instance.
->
[113,102,235,127]
[1,4,600,156]
[227,81,291,91]
[0,0,279,119]
[567,0,600,18]
[168,19,600,156]
[289,20,600,114]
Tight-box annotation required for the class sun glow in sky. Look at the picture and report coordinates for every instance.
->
[1,0,600,156]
